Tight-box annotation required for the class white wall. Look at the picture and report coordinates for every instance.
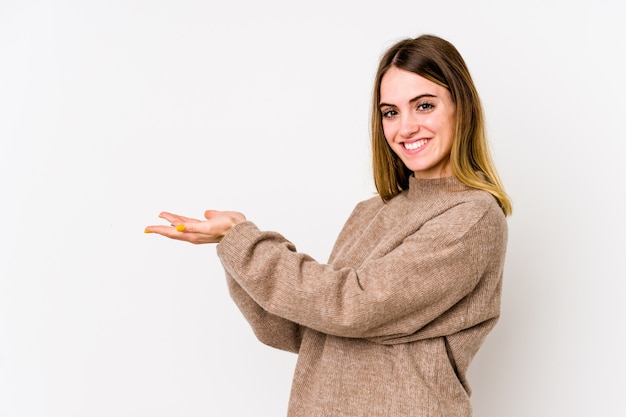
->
[1,1,624,416]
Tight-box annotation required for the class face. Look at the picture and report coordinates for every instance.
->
[379,67,456,179]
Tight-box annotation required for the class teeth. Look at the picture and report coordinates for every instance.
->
[404,139,427,150]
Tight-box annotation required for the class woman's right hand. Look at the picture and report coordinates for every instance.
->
[144,210,246,244]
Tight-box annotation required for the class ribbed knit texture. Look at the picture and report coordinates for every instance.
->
[217,176,508,417]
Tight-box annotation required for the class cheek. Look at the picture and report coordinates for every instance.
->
[423,116,442,131]
[428,117,453,138]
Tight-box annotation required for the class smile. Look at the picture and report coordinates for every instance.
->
[404,139,428,150]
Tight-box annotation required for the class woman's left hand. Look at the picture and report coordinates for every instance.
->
[145,210,246,244]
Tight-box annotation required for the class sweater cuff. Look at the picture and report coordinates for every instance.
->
[216,220,260,267]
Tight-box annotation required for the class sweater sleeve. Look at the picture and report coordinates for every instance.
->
[216,199,507,341]
[226,271,302,353]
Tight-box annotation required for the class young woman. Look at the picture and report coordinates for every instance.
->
[145,34,512,417]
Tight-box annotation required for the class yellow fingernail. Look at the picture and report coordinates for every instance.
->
[144,228,152,234]
[175,224,185,232]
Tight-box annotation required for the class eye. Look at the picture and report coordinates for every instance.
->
[381,109,398,119]
[416,102,434,111]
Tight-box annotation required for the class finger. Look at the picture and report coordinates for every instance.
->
[145,223,220,245]
[175,221,205,233]
[144,224,179,237]
[144,224,203,242]
[176,217,222,237]
[158,212,200,225]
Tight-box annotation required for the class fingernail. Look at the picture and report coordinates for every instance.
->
[175,224,185,232]
[144,228,152,234]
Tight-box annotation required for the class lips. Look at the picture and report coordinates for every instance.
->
[403,139,429,151]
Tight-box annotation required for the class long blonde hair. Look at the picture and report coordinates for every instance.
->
[371,34,512,216]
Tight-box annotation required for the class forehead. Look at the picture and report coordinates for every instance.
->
[380,67,449,101]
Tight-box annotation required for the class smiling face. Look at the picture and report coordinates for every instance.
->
[379,66,456,179]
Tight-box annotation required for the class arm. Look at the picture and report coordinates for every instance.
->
[216,200,507,341]
[226,271,302,353]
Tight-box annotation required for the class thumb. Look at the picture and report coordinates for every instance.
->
[204,209,222,220]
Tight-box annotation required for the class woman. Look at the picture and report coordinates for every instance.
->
[146,34,512,417]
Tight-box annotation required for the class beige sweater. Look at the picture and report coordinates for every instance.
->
[217,176,508,417]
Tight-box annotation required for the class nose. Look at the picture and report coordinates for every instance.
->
[399,113,420,138]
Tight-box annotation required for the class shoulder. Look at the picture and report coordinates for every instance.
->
[444,190,508,248]
[347,194,386,220]
[416,188,507,242]
[461,189,507,227]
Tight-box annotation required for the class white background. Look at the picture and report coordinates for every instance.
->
[1,0,625,416]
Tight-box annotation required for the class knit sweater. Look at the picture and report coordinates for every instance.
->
[216,176,508,417]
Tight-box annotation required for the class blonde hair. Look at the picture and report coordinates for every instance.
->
[371,34,512,216]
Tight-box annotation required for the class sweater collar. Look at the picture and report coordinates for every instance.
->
[406,175,468,200]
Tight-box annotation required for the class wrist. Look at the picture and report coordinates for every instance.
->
[221,212,246,239]
[231,212,246,225]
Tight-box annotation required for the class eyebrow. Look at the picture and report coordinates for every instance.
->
[379,94,437,108]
